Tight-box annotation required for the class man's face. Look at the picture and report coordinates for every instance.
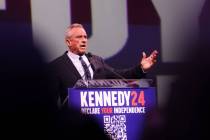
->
[66,27,88,55]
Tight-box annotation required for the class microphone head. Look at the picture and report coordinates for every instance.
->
[86,52,97,72]
[87,52,93,57]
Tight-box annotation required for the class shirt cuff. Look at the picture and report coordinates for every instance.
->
[141,65,147,73]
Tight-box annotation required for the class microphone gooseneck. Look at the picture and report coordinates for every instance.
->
[87,52,128,83]
[104,64,128,84]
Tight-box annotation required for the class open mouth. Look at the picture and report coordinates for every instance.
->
[80,45,86,48]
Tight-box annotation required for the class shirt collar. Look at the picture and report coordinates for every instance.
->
[67,51,85,60]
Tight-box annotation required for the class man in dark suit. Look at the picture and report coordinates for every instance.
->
[49,23,158,108]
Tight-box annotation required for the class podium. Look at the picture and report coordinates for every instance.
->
[68,79,157,140]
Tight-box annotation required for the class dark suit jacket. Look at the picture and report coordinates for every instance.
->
[49,51,146,107]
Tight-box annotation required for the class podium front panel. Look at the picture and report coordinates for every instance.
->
[68,87,156,140]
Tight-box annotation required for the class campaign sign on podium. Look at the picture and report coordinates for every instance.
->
[68,79,156,140]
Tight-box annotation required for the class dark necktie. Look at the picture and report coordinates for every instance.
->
[79,56,91,80]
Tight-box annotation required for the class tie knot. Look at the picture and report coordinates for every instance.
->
[79,56,82,60]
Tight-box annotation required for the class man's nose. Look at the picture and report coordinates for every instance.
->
[82,38,87,42]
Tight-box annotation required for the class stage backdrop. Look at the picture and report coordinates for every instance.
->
[1,0,210,108]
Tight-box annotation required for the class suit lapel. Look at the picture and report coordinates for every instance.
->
[62,52,82,79]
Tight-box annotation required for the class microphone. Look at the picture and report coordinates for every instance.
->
[104,64,126,79]
[87,52,129,84]
[103,64,129,84]
[86,52,100,72]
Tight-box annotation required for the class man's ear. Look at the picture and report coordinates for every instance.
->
[66,39,71,46]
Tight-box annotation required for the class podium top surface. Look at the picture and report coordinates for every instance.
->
[73,79,154,88]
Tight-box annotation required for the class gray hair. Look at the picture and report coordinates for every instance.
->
[65,23,84,39]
